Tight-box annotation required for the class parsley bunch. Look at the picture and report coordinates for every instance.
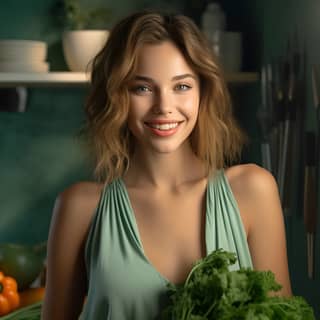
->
[162,249,315,320]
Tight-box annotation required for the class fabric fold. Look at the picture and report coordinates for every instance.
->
[81,169,252,320]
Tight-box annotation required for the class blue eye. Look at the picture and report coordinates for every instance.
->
[175,84,191,91]
[131,85,152,94]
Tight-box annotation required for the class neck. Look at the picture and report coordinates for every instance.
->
[123,143,207,189]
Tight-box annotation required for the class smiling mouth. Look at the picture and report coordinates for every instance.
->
[145,122,180,131]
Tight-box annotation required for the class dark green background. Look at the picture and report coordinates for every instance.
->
[0,0,318,316]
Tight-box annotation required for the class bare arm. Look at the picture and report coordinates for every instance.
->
[41,182,102,320]
[229,164,292,296]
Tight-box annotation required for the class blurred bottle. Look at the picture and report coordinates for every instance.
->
[201,2,226,57]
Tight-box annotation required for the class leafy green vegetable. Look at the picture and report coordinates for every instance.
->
[162,249,315,320]
[0,302,41,320]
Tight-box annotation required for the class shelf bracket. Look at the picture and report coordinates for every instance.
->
[0,87,28,112]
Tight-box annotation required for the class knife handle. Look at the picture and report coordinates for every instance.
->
[307,233,315,279]
[303,132,317,233]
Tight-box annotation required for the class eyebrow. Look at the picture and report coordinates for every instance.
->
[133,73,197,82]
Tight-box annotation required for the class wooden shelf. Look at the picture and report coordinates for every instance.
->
[0,71,259,87]
[225,72,259,84]
[0,72,89,87]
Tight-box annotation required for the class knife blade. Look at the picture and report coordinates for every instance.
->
[303,131,317,279]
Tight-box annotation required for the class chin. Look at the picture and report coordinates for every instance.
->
[152,147,179,154]
[148,139,190,155]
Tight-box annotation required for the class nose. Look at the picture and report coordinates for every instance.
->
[152,88,173,115]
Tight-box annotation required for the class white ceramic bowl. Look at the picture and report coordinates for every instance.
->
[62,30,109,72]
[0,40,47,62]
[0,61,49,73]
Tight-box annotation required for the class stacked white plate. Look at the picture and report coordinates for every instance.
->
[0,40,49,73]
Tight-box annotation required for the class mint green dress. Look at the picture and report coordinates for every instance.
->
[79,170,253,320]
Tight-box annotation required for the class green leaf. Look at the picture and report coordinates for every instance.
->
[161,250,316,320]
[62,0,111,30]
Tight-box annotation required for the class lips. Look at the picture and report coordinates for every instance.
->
[145,120,183,129]
[144,120,183,136]
[146,122,179,130]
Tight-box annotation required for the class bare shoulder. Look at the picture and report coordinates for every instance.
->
[224,163,282,235]
[43,182,105,319]
[55,182,103,221]
[57,181,104,212]
[224,166,291,296]
[50,181,104,243]
[224,164,291,295]
[225,163,279,204]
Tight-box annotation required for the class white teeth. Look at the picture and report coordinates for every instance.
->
[148,122,179,130]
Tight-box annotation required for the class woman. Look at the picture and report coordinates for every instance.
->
[41,10,292,320]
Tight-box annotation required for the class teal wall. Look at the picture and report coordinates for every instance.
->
[0,0,149,243]
[217,1,320,315]
[223,0,320,315]
[255,0,320,315]
[0,0,319,316]
[0,0,211,244]
[0,0,90,244]
[0,88,89,242]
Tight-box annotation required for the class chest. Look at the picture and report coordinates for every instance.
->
[126,183,207,284]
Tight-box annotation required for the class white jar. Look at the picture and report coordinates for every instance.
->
[201,2,226,57]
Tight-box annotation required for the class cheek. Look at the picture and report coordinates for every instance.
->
[181,95,200,119]
[129,95,152,115]
[127,98,149,133]
[127,110,141,132]
[127,116,141,140]
[128,98,142,121]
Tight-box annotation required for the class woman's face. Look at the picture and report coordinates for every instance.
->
[127,41,200,155]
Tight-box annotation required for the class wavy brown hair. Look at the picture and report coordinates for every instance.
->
[84,10,247,183]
